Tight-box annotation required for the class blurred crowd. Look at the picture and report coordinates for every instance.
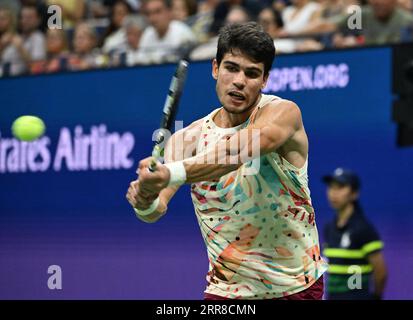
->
[1,0,413,77]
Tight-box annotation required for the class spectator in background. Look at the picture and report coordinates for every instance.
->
[258,6,282,39]
[88,0,140,18]
[190,5,250,60]
[0,6,26,76]
[126,0,141,11]
[198,0,220,14]
[288,0,413,46]
[20,0,49,32]
[0,1,20,15]
[111,14,146,66]
[191,0,219,43]
[87,0,111,18]
[31,28,69,73]
[0,4,45,76]
[171,0,202,41]
[398,0,413,11]
[317,0,356,19]
[102,0,133,54]
[69,22,106,70]
[18,5,46,63]
[209,0,263,35]
[258,6,296,53]
[322,168,387,300]
[139,0,196,64]
[282,0,321,26]
[171,0,197,22]
[280,0,324,51]
[46,0,86,28]
[272,0,292,12]
[225,5,251,23]
[173,0,218,43]
[362,0,413,44]
[320,0,362,48]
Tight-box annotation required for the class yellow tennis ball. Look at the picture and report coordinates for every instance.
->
[12,115,46,142]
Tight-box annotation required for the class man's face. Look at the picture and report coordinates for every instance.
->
[20,7,39,33]
[212,51,268,114]
[144,0,171,34]
[327,182,358,211]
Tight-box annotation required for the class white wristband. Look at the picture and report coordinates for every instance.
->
[134,197,160,217]
[164,161,187,187]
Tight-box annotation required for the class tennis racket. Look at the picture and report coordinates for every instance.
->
[149,59,189,171]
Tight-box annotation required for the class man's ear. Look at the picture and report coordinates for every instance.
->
[212,59,218,80]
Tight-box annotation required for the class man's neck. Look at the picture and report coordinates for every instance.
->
[336,203,354,228]
[216,94,261,128]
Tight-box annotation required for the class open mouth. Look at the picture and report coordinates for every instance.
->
[228,91,246,101]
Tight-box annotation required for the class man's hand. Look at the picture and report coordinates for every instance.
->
[126,179,168,223]
[136,157,171,196]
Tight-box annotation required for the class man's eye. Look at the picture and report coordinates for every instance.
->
[226,66,237,72]
[246,71,259,78]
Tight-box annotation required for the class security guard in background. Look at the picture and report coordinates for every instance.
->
[322,168,387,300]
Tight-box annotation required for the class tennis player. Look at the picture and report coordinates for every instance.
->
[126,22,328,300]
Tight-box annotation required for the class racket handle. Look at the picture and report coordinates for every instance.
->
[149,145,162,172]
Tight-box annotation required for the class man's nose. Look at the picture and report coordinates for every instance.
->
[233,72,246,89]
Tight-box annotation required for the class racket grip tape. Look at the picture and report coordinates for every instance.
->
[149,145,162,171]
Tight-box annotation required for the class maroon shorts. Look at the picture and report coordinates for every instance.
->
[204,276,324,300]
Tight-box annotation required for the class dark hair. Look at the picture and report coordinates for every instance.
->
[216,22,275,76]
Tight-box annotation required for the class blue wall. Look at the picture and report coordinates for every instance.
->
[1,46,412,299]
